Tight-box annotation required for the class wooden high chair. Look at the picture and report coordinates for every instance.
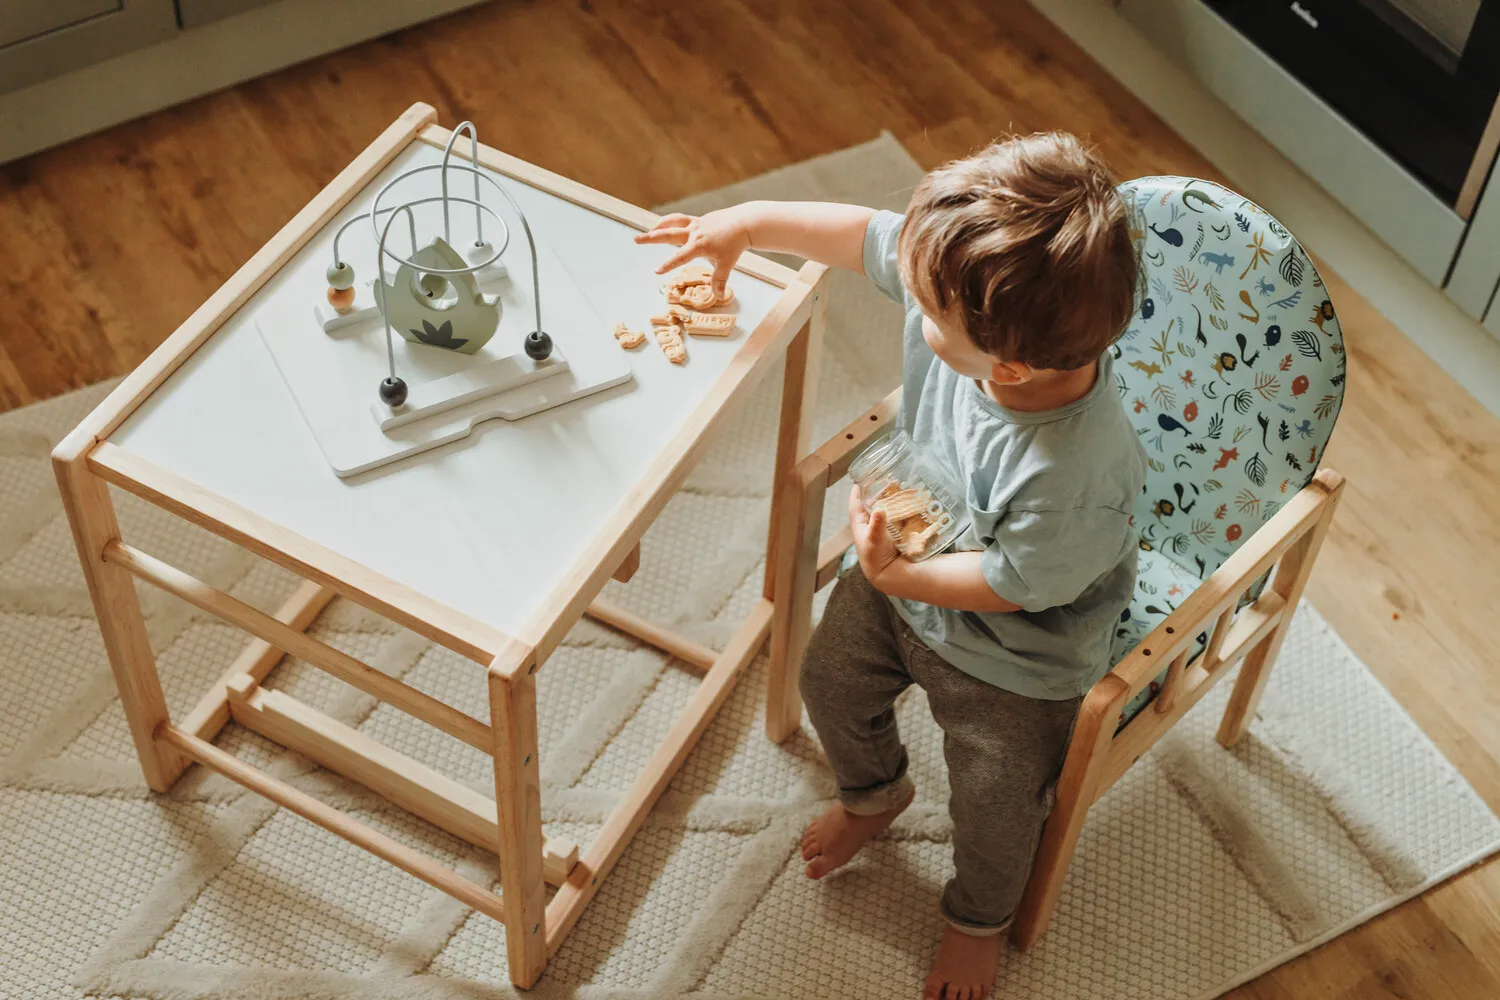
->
[762,176,1347,948]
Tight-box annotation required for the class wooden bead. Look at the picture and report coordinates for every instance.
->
[327,285,356,311]
[326,261,355,290]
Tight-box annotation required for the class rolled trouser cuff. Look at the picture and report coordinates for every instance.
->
[837,773,916,817]
[941,908,1012,938]
[940,882,1013,937]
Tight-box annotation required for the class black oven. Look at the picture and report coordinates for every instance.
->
[1204,0,1500,216]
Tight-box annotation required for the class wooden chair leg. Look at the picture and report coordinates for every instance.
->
[52,448,187,791]
[489,660,547,988]
[1012,676,1129,949]
[1217,470,1344,748]
[765,459,828,743]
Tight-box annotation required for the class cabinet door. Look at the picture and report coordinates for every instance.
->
[0,0,121,49]
[175,0,276,29]
[0,0,178,93]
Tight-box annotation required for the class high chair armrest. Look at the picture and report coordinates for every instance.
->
[1108,469,1344,700]
[813,386,902,482]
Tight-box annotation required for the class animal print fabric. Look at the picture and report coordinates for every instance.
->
[1111,177,1346,724]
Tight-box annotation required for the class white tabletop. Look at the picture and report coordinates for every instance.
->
[111,142,789,639]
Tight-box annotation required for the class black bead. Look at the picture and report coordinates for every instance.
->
[524,330,553,361]
[379,376,408,407]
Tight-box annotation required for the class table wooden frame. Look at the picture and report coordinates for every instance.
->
[765,386,1346,950]
[52,103,827,990]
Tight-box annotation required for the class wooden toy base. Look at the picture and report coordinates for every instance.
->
[258,236,631,478]
[369,348,572,430]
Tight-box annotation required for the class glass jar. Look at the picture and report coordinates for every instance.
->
[847,429,969,562]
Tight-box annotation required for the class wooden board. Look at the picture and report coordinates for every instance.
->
[103,137,790,640]
[255,143,632,477]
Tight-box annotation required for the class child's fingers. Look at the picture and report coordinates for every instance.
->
[654,213,694,230]
[634,227,690,246]
[711,258,735,298]
[656,243,704,275]
[847,484,869,525]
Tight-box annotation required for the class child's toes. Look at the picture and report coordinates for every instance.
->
[920,974,944,1000]
[800,828,820,861]
[804,853,840,879]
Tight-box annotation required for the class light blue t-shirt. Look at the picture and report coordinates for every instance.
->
[863,210,1147,700]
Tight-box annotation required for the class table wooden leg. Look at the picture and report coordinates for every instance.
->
[490,658,547,988]
[763,283,826,600]
[52,448,187,792]
[763,278,826,744]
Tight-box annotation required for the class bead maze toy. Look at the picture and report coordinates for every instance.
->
[257,120,632,477]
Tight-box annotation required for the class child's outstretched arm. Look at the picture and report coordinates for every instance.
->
[634,201,875,297]
[848,486,1022,614]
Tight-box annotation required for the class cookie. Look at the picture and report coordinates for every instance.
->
[612,322,646,350]
[681,284,718,310]
[654,322,687,365]
[872,488,932,522]
[897,518,930,556]
[684,311,735,336]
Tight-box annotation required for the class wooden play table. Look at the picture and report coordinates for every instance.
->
[53,103,827,988]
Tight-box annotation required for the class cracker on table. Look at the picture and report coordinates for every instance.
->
[684,311,735,336]
[612,322,646,350]
[654,322,687,365]
[681,284,718,310]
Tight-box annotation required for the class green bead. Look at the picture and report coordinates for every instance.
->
[419,272,450,299]
[326,261,355,290]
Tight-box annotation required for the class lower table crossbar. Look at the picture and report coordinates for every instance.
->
[158,724,510,923]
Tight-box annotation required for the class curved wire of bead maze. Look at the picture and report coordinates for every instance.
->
[323,122,554,405]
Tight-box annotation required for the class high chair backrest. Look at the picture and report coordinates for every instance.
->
[1115,177,1346,581]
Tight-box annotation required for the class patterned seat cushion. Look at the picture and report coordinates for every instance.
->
[1110,176,1346,725]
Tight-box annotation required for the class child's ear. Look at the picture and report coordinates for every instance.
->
[989,359,1034,385]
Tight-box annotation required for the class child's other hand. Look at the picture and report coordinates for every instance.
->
[634,208,751,299]
[848,484,901,588]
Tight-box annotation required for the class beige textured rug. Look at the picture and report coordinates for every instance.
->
[4,135,1498,1000]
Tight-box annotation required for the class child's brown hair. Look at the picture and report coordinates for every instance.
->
[898,132,1140,372]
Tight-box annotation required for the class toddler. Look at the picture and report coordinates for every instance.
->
[637,132,1146,1000]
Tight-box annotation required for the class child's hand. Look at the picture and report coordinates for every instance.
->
[634,208,752,299]
[849,484,901,587]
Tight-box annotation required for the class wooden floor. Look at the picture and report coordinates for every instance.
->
[4,0,1497,994]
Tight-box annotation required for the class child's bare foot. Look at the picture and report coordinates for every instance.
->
[920,924,1003,1000]
[800,789,913,879]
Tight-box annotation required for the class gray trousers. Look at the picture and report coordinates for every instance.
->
[800,567,1082,934]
